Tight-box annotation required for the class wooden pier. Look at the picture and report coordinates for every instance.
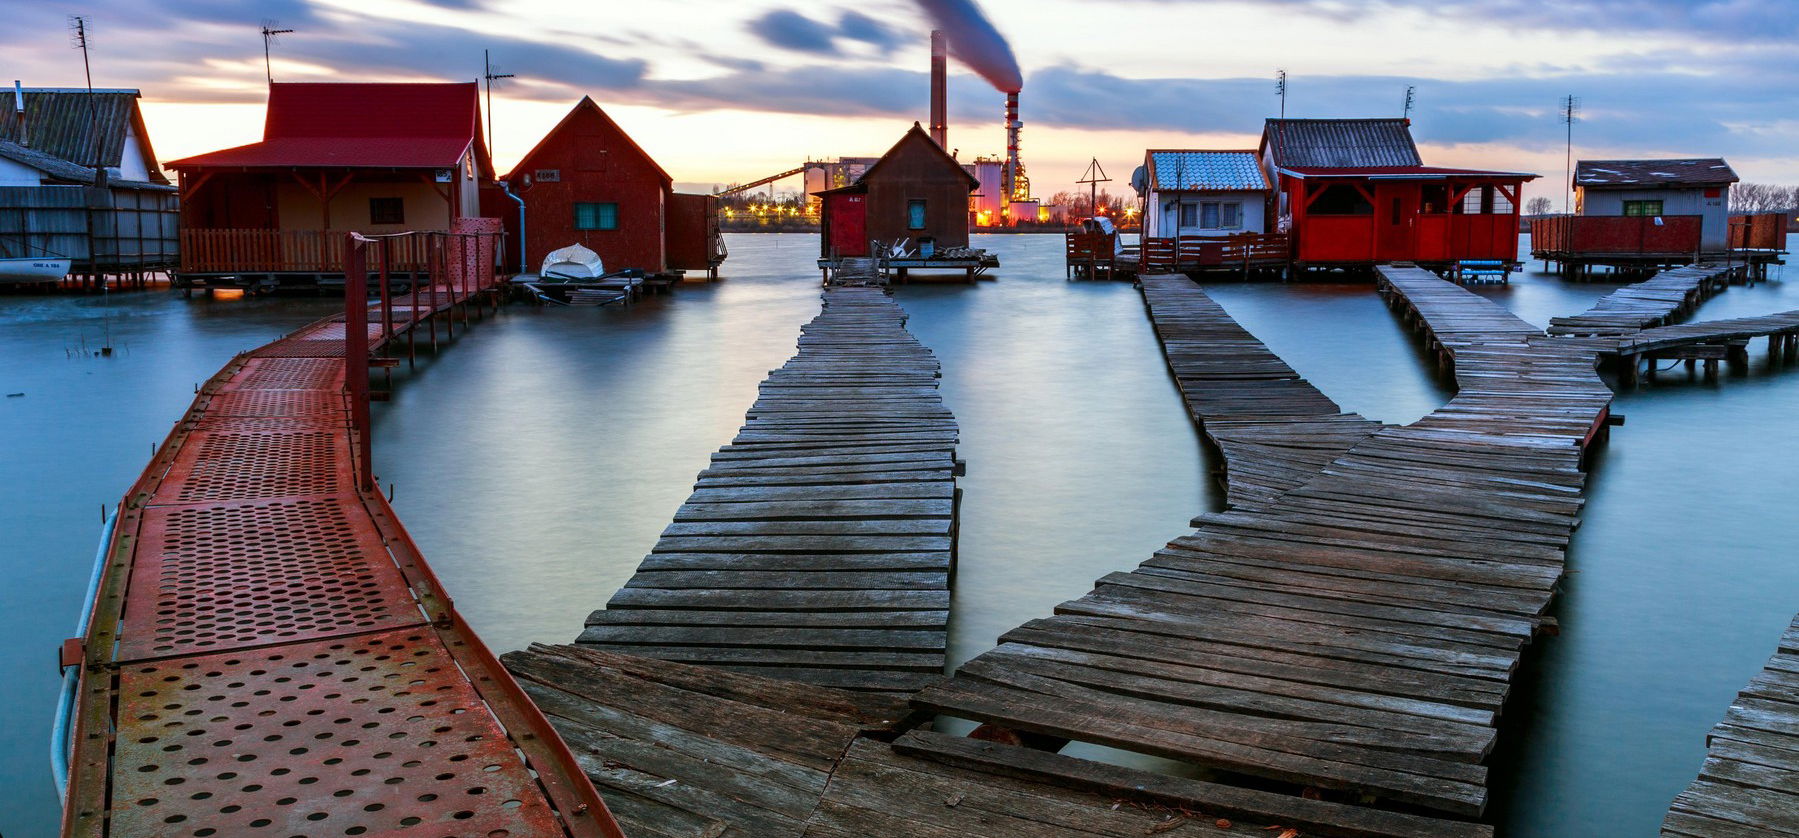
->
[493,267,1638,836]
[577,286,959,694]
[60,232,624,837]
[1139,274,1380,506]
[1547,264,1738,337]
[1662,613,1799,836]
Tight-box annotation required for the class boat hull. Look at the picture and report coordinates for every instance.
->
[0,258,71,284]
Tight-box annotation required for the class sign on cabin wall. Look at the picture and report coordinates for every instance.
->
[535,170,561,183]
[434,169,454,183]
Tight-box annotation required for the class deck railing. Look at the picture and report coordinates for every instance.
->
[1139,232,1289,271]
[1530,215,1703,256]
[179,228,439,273]
[1729,212,1790,252]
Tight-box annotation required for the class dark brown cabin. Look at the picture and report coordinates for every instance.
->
[816,123,978,258]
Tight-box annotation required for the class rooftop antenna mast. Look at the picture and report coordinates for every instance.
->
[482,50,513,160]
[1403,85,1416,120]
[260,21,294,85]
[1275,69,1287,119]
[1561,94,1579,214]
[70,15,111,353]
[1077,157,1110,218]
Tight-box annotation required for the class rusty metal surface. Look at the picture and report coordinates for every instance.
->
[110,630,564,837]
[119,497,426,661]
[153,430,354,504]
[65,231,625,837]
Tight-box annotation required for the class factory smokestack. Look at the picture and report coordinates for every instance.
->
[913,0,1021,93]
[930,30,947,149]
[1003,91,1022,200]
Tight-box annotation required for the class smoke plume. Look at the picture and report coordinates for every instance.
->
[913,0,1022,93]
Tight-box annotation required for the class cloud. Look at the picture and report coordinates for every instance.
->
[747,9,843,55]
[1144,0,1799,42]
[746,7,913,56]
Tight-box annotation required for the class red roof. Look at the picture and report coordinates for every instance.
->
[168,82,489,173]
[1279,164,1537,180]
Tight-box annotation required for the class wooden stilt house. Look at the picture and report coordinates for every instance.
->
[816,123,979,260]
[0,88,177,287]
[502,97,725,279]
[165,82,497,291]
[1261,119,1535,270]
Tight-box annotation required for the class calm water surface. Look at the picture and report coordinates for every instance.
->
[1,233,1795,836]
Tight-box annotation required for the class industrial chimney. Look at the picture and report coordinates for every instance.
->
[929,31,948,149]
[1002,91,1021,200]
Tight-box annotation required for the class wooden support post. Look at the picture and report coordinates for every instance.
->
[1620,354,1639,388]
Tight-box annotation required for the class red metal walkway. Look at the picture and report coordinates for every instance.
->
[61,231,624,837]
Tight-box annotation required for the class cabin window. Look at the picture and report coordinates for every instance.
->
[1458,186,1511,215]
[575,202,619,231]
[1420,185,1450,214]
[907,200,927,230]
[369,197,404,225]
[1308,184,1372,215]
[1179,201,1242,229]
[1623,199,1664,217]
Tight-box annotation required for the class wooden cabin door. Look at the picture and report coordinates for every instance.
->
[1375,183,1419,262]
[827,195,868,257]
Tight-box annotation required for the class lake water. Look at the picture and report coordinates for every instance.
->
[1,233,1794,836]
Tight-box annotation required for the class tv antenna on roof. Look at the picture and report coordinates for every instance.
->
[1561,94,1580,213]
[261,21,294,85]
[1403,85,1416,120]
[1275,69,1287,119]
[483,50,514,160]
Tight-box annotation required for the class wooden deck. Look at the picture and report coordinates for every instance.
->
[61,246,622,836]
[577,286,959,693]
[1662,614,1799,836]
[1139,274,1381,507]
[1546,264,1737,337]
[905,266,1610,822]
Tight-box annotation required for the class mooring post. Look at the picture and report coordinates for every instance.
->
[344,233,375,494]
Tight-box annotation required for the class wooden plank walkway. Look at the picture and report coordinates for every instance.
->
[1620,309,1799,356]
[504,645,912,838]
[1546,264,1736,337]
[63,263,624,836]
[1662,614,1799,837]
[902,267,1610,824]
[578,286,958,694]
[1139,274,1381,507]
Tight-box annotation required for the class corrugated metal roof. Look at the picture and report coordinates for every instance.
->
[1263,119,1421,168]
[1146,150,1268,191]
[0,89,145,173]
[1281,164,1537,179]
[0,138,97,182]
[1575,158,1737,187]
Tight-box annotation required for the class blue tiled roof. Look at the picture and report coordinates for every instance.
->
[1147,151,1268,192]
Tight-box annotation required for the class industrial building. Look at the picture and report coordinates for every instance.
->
[0,87,177,287]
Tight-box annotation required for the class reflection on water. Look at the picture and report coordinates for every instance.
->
[1,235,1795,835]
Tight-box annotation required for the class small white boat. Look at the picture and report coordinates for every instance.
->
[540,244,604,279]
[0,256,70,284]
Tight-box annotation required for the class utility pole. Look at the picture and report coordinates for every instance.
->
[1275,69,1287,119]
[483,50,513,160]
[1077,158,1110,219]
[1403,85,1416,121]
[260,22,294,85]
[1561,94,1579,214]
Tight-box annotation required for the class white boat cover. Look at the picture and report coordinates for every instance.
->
[540,244,604,279]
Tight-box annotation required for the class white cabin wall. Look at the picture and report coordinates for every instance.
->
[117,123,152,182]
[0,156,42,186]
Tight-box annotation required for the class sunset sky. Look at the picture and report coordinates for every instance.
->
[8,0,1795,205]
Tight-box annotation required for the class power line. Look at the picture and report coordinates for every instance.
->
[1561,94,1580,214]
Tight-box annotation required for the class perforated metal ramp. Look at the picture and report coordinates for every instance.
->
[63,268,623,838]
